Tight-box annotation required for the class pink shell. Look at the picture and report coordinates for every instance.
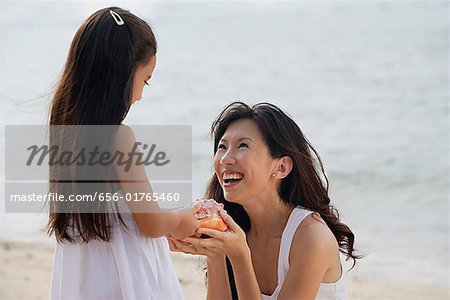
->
[193,198,222,220]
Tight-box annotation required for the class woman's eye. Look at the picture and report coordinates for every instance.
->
[239,143,249,148]
[218,144,226,150]
[144,80,149,86]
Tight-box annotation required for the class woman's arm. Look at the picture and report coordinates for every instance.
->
[227,249,262,300]
[206,256,233,300]
[277,214,338,300]
[181,210,263,300]
[113,125,198,238]
[166,237,233,300]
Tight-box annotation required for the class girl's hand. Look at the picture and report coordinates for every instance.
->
[170,204,200,239]
[178,209,250,261]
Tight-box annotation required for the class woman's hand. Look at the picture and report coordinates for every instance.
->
[168,210,261,300]
[169,209,250,261]
[167,233,224,260]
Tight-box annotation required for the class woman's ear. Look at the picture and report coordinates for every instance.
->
[274,156,293,179]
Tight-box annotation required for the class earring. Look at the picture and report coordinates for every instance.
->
[272,173,276,177]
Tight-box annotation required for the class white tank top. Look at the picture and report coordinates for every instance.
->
[51,192,184,299]
[261,207,347,300]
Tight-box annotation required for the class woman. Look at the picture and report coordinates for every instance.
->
[168,102,361,299]
[48,7,198,299]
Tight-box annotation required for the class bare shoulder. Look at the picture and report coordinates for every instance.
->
[290,212,339,262]
[114,124,136,150]
[280,211,341,297]
[115,124,135,140]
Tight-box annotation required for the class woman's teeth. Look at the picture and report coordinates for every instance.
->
[223,173,243,184]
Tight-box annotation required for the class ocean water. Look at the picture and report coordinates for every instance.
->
[0,1,448,287]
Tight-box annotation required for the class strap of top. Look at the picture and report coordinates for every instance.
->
[277,207,314,282]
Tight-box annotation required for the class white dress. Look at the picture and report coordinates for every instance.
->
[51,195,184,300]
[261,207,347,300]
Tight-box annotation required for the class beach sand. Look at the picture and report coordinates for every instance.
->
[0,240,447,299]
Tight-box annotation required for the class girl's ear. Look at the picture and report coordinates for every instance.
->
[274,156,293,179]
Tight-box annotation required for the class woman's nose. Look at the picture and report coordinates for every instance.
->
[219,150,236,165]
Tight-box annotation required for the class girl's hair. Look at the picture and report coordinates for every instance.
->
[47,7,157,242]
[205,102,362,298]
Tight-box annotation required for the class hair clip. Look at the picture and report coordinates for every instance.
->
[109,10,124,26]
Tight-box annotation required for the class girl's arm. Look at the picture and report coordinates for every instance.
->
[277,214,338,300]
[113,125,198,238]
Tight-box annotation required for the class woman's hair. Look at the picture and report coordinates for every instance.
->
[47,7,157,242]
[205,102,362,298]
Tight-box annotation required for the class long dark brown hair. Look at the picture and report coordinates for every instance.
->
[47,7,157,242]
[205,102,362,298]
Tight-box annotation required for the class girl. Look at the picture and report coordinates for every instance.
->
[169,102,362,299]
[48,7,198,299]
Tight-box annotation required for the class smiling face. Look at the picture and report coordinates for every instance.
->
[213,119,280,204]
[131,55,156,103]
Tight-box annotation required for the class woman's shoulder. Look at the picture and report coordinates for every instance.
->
[290,211,339,260]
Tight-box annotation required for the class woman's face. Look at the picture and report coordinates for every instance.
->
[132,55,156,103]
[213,119,279,204]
